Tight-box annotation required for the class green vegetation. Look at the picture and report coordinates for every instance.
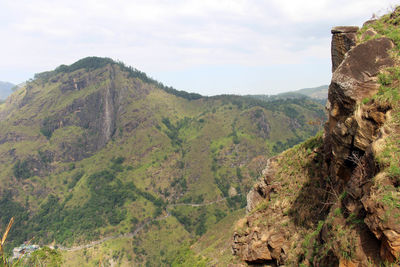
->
[358,8,400,50]
[359,8,400,231]
[171,246,209,266]
[248,85,328,105]
[27,247,63,267]
[12,159,32,179]
[375,67,400,105]
[0,56,325,265]
[40,116,59,139]
[35,57,203,101]
[239,10,400,266]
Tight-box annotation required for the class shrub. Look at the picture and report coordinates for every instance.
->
[13,159,32,179]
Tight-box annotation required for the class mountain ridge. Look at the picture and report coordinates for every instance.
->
[0,81,15,100]
[0,57,324,265]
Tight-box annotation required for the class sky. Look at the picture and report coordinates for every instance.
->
[0,0,399,96]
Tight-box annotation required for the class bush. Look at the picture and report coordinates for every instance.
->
[40,116,59,139]
[13,159,32,179]
[68,170,84,189]
[27,246,63,267]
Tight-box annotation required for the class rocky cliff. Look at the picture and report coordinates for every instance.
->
[0,57,325,265]
[233,8,400,266]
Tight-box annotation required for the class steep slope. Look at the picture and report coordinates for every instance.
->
[232,8,400,266]
[0,57,324,265]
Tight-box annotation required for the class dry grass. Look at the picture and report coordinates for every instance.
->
[0,218,26,267]
[0,217,14,266]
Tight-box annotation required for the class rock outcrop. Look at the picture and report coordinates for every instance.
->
[232,135,327,265]
[331,26,358,72]
[233,13,400,266]
[325,36,394,181]
[43,65,120,161]
[325,27,399,264]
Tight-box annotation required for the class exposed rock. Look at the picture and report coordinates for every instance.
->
[248,108,271,139]
[324,28,400,264]
[325,37,395,180]
[363,19,377,27]
[339,258,358,267]
[234,17,400,266]
[232,140,327,265]
[361,29,377,41]
[60,76,89,93]
[233,156,288,265]
[331,26,358,72]
[324,23,400,265]
[331,26,360,34]
[246,158,277,213]
[361,188,400,262]
[41,65,120,161]
[232,212,287,265]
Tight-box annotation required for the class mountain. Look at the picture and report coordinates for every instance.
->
[0,81,15,100]
[294,85,329,99]
[249,85,328,106]
[231,8,400,266]
[0,57,324,265]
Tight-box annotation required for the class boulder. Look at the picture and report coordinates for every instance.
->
[331,26,359,72]
[325,37,395,178]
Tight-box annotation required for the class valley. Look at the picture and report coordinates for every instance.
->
[0,57,324,266]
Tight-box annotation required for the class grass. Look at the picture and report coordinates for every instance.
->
[222,7,400,266]
[358,9,400,50]
[358,10,400,237]
[0,58,326,265]
[231,132,329,265]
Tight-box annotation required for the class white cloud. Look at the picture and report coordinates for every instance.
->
[0,0,399,93]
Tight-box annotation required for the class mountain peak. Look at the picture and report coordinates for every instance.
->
[33,56,203,101]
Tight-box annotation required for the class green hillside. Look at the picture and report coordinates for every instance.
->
[0,57,324,266]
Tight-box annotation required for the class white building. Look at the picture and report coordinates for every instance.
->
[12,244,39,259]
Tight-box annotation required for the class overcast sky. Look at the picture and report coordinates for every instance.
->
[0,0,398,95]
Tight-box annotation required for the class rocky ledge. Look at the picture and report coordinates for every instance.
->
[232,12,400,266]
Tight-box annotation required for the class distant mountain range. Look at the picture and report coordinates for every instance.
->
[249,85,328,105]
[0,57,325,266]
[293,85,329,99]
[0,81,15,100]
[0,76,328,105]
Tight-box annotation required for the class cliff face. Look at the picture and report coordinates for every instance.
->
[0,64,125,161]
[325,36,394,181]
[0,57,326,265]
[233,9,400,266]
[331,26,358,72]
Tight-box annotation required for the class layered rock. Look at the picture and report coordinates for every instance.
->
[232,135,327,265]
[325,36,394,181]
[324,31,400,264]
[245,158,277,213]
[331,26,358,72]
[233,158,288,265]
[233,17,400,266]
